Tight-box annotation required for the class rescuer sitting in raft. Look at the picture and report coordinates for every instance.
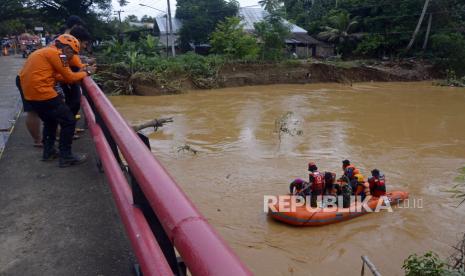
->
[342,159,360,177]
[368,169,387,197]
[343,167,358,194]
[308,162,325,207]
[289,178,310,196]
[323,172,338,196]
[354,174,371,201]
[337,177,353,208]
[341,160,359,192]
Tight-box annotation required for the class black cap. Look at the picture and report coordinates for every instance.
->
[309,165,318,172]
[342,159,350,166]
[66,15,86,28]
[70,26,91,42]
[371,169,380,176]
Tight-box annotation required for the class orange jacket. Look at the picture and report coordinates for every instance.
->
[19,45,87,101]
[343,164,360,176]
[55,55,87,84]
[355,181,371,197]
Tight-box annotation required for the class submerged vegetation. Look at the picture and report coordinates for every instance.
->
[447,167,465,206]
[434,71,465,88]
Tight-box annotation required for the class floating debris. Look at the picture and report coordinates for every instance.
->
[177,144,198,155]
[274,111,303,141]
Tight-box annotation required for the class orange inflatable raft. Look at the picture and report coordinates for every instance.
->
[268,191,409,226]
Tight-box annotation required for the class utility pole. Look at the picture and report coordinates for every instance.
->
[114,10,124,23]
[164,14,169,56]
[166,0,176,57]
[114,10,125,42]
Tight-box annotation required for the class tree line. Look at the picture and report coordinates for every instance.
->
[2,0,465,75]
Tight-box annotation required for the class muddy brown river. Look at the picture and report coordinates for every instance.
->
[110,82,465,275]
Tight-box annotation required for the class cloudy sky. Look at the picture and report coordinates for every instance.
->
[111,0,260,19]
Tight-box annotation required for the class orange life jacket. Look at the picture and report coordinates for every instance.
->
[355,181,370,197]
[344,164,360,176]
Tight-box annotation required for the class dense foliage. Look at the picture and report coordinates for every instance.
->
[402,251,465,276]
[254,0,291,61]
[0,0,121,39]
[3,0,464,76]
[403,252,448,276]
[283,0,465,73]
[96,36,225,94]
[210,17,259,60]
[176,0,239,51]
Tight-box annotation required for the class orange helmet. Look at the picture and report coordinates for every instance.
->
[56,34,80,53]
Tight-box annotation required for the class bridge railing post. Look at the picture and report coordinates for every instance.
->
[361,255,382,276]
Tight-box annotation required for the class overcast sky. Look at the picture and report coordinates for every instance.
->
[111,0,261,19]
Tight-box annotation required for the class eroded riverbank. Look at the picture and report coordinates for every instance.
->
[102,60,436,96]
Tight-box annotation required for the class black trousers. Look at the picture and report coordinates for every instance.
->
[61,83,81,116]
[29,96,76,155]
[61,66,82,116]
[16,76,34,112]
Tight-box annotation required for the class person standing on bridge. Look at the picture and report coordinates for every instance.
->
[18,34,95,167]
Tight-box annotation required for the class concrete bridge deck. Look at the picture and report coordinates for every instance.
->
[0,55,134,275]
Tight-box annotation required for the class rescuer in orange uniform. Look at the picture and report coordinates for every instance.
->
[19,34,95,167]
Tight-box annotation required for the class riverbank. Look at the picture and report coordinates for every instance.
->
[128,59,436,96]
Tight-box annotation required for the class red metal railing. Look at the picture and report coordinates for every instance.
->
[82,77,252,276]
[81,98,172,275]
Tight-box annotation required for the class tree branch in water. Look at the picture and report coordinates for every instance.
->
[132,117,173,132]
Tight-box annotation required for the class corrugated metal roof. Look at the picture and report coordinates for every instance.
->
[238,7,308,33]
[155,16,182,34]
[287,33,323,45]
[155,7,308,34]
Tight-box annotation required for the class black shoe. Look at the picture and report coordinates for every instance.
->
[42,148,59,161]
[59,153,88,168]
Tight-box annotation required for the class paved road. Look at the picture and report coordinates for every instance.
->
[0,55,135,275]
[0,55,23,155]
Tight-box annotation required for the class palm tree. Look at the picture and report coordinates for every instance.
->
[258,0,282,13]
[318,11,362,55]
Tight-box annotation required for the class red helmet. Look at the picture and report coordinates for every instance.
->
[56,34,80,53]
